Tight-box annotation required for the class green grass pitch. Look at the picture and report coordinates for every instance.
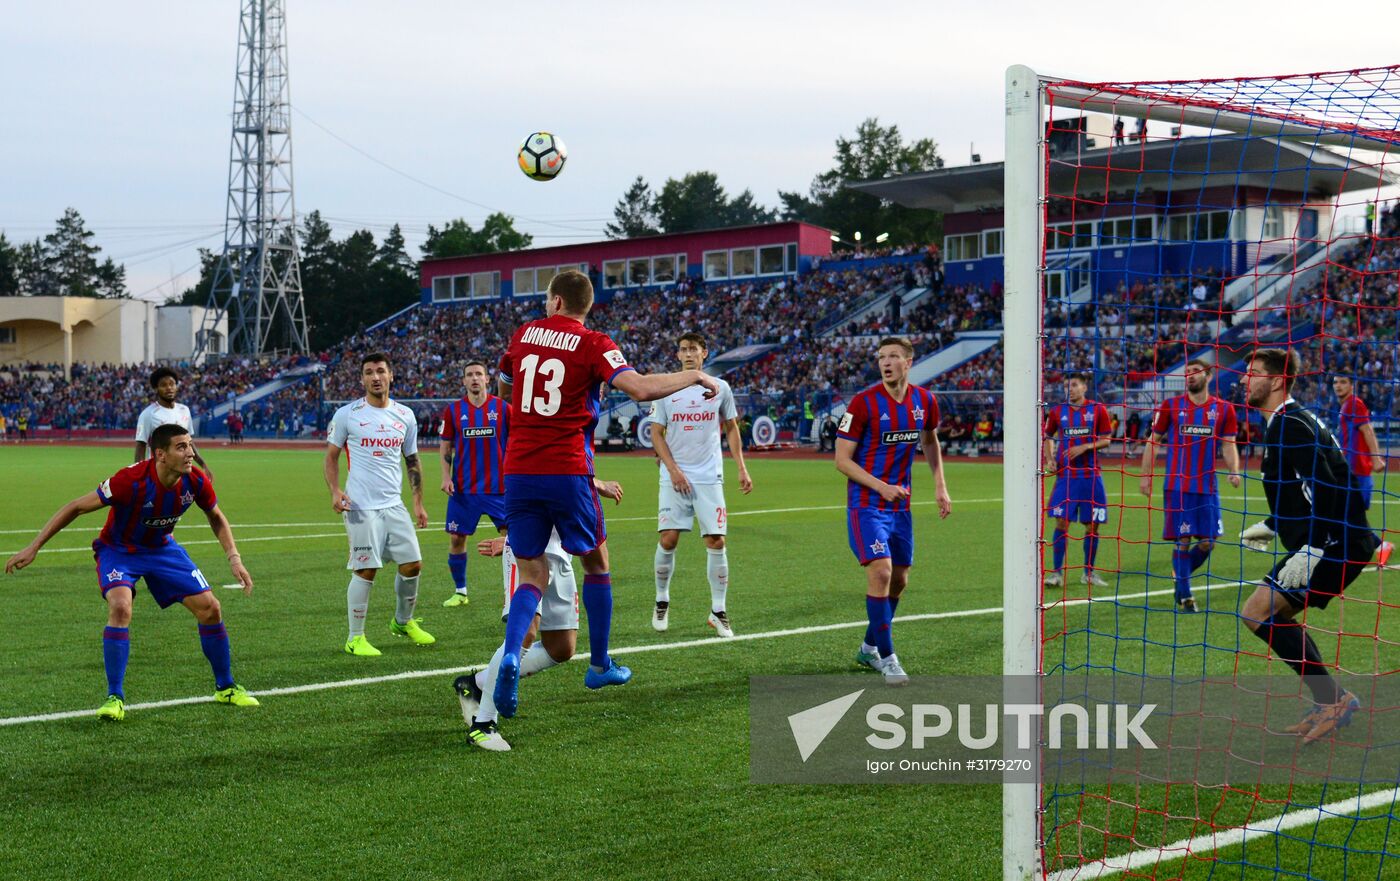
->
[0,444,1394,880]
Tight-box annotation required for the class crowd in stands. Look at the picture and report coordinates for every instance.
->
[0,355,311,433]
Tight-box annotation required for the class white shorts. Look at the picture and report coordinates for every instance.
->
[344,504,422,570]
[658,480,728,535]
[503,540,578,632]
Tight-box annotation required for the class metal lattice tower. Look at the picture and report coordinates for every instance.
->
[198,0,309,359]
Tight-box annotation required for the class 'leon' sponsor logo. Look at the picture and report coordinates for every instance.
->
[1062,427,1092,438]
[460,427,496,438]
[881,430,920,445]
[1179,425,1214,436]
[142,515,183,529]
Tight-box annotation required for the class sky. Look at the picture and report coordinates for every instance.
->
[3,1,1399,302]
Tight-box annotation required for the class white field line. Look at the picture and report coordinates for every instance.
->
[0,497,1013,553]
[0,576,1245,727]
[1046,786,1400,881]
[6,490,1395,542]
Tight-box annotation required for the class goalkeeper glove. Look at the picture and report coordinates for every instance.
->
[1276,545,1326,590]
[1240,521,1276,552]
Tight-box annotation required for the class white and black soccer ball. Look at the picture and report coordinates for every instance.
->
[517,132,567,181]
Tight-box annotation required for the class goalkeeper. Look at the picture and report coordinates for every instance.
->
[1237,348,1380,743]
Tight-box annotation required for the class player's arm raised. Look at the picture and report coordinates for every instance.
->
[4,491,105,574]
[324,442,351,514]
[650,422,692,496]
[920,426,952,519]
[723,417,753,494]
[203,504,252,595]
[612,367,720,403]
[835,438,908,505]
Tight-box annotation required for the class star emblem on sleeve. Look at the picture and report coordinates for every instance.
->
[447,521,458,533]
[106,569,126,583]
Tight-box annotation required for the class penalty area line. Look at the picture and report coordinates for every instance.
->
[0,577,1244,728]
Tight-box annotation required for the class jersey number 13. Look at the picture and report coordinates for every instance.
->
[519,354,565,416]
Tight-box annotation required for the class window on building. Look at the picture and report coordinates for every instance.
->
[452,275,473,300]
[982,229,1004,257]
[629,257,650,286]
[785,243,796,273]
[944,233,982,261]
[535,266,557,293]
[603,260,626,288]
[471,272,498,300]
[1263,206,1284,239]
[0,327,15,345]
[704,250,728,280]
[730,247,756,277]
[1100,217,1152,245]
[432,276,454,302]
[514,268,534,295]
[758,245,785,275]
[652,255,677,283]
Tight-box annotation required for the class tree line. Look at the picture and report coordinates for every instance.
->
[0,208,127,298]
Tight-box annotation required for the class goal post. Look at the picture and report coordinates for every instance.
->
[1003,63,1400,880]
[1003,62,1046,881]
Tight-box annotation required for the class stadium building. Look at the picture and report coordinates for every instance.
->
[849,118,1390,306]
[417,220,835,305]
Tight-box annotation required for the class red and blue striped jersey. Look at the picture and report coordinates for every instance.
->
[837,383,939,511]
[96,459,217,552]
[440,395,509,495]
[1150,394,1238,494]
[1044,400,1113,479]
[1335,395,1374,477]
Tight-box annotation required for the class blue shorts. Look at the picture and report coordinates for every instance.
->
[1356,474,1374,510]
[847,507,914,567]
[445,492,507,536]
[1047,476,1108,525]
[93,540,210,609]
[505,474,605,559]
[1163,489,1223,540]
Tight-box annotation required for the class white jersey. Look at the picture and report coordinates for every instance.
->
[135,402,193,448]
[328,397,419,511]
[646,379,737,485]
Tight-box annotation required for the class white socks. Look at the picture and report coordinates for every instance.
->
[654,545,675,602]
[502,540,518,615]
[394,574,419,625]
[346,575,373,638]
[473,643,565,724]
[707,547,729,613]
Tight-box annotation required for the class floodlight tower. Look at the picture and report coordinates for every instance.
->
[197,0,309,359]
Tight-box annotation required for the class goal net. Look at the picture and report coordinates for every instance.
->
[1004,65,1400,880]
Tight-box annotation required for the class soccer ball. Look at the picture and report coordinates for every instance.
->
[517,132,567,181]
[518,132,567,181]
